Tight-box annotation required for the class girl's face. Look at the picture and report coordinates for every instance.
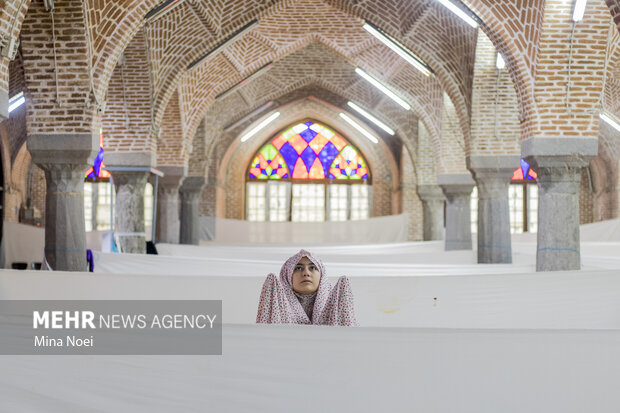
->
[292,257,321,294]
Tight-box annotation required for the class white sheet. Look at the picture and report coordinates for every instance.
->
[200,214,409,243]
[2,268,619,329]
[1,326,619,413]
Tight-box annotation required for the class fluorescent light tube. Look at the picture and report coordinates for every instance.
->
[224,101,274,131]
[240,111,280,142]
[145,0,184,21]
[347,102,395,135]
[572,0,587,22]
[362,22,432,77]
[600,111,620,133]
[434,0,478,28]
[8,91,24,113]
[496,53,505,70]
[339,113,379,144]
[187,19,259,70]
[355,68,411,110]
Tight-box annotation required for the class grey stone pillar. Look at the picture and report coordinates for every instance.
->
[523,138,597,271]
[156,166,186,244]
[110,170,149,254]
[106,152,155,254]
[27,133,98,271]
[468,155,520,264]
[438,174,475,250]
[417,184,445,241]
[179,176,205,245]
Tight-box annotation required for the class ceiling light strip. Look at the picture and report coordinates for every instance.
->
[216,62,273,100]
[145,0,184,21]
[347,101,395,135]
[363,22,433,77]
[339,113,379,144]
[187,19,259,70]
[600,111,620,133]
[434,0,479,28]
[224,101,275,131]
[8,91,24,113]
[355,68,411,110]
[240,111,280,142]
[572,0,588,22]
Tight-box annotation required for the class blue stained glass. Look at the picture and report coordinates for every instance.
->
[328,173,335,179]
[282,173,289,179]
[279,141,299,172]
[249,173,256,179]
[300,146,317,171]
[362,174,368,179]
[299,128,317,143]
[527,174,534,180]
[260,169,267,175]
[304,121,314,127]
[317,141,339,175]
[93,148,104,176]
[520,159,530,179]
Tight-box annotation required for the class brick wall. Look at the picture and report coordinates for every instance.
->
[439,92,468,173]
[401,144,423,240]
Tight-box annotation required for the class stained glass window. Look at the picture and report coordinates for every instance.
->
[512,159,538,181]
[248,121,370,181]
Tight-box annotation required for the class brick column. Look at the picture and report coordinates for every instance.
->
[179,176,205,245]
[417,184,445,241]
[27,133,98,271]
[438,174,475,250]
[523,138,597,271]
[468,155,519,264]
[156,166,185,244]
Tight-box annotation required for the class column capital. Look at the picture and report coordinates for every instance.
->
[417,184,445,201]
[28,133,98,166]
[158,165,187,188]
[180,176,205,194]
[105,151,156,168]
[438,173,475,196]
[522,137,597,169]
[467,155,520,176]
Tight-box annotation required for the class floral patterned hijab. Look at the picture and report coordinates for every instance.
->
[256,249,357,326]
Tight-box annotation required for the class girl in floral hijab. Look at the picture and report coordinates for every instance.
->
[256,249,357,326]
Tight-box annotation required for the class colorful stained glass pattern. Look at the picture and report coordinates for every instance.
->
[248,121,369,180]
[248,144,290,179]
[512,159,538,181]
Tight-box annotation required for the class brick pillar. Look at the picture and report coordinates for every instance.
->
[179,176,205,245]
[523,138,597,271]
[468,155,519,264]
[417,184,445,241]
[438,174,475,251]
[27,133,98,271]
[156,166,185,244]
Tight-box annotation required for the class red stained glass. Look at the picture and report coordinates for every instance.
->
[292,158,308,179]
[289,134,309,155]
[308,158,325,179]
[512,168,524,180]
[309,134,328,155]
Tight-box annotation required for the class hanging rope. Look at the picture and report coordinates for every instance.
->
[81,0,104,110]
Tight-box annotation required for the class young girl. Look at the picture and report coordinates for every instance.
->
[256,249,357,326]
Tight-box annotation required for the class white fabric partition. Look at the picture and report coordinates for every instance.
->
[3,269,620,329]
[199,214,409,244]
[2,325,619,413]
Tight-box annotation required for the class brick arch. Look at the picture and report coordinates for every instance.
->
[325,0,477,152]
[198,80,433,188]
[149,0,447,160]
[180,43,442,171]
[461,0,544,141]
[604,26,620,115]
[84,0,160,103]
[218,97,400,219]
[0,0,31,97]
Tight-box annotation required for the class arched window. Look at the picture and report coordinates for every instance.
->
[246,120,371,222]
